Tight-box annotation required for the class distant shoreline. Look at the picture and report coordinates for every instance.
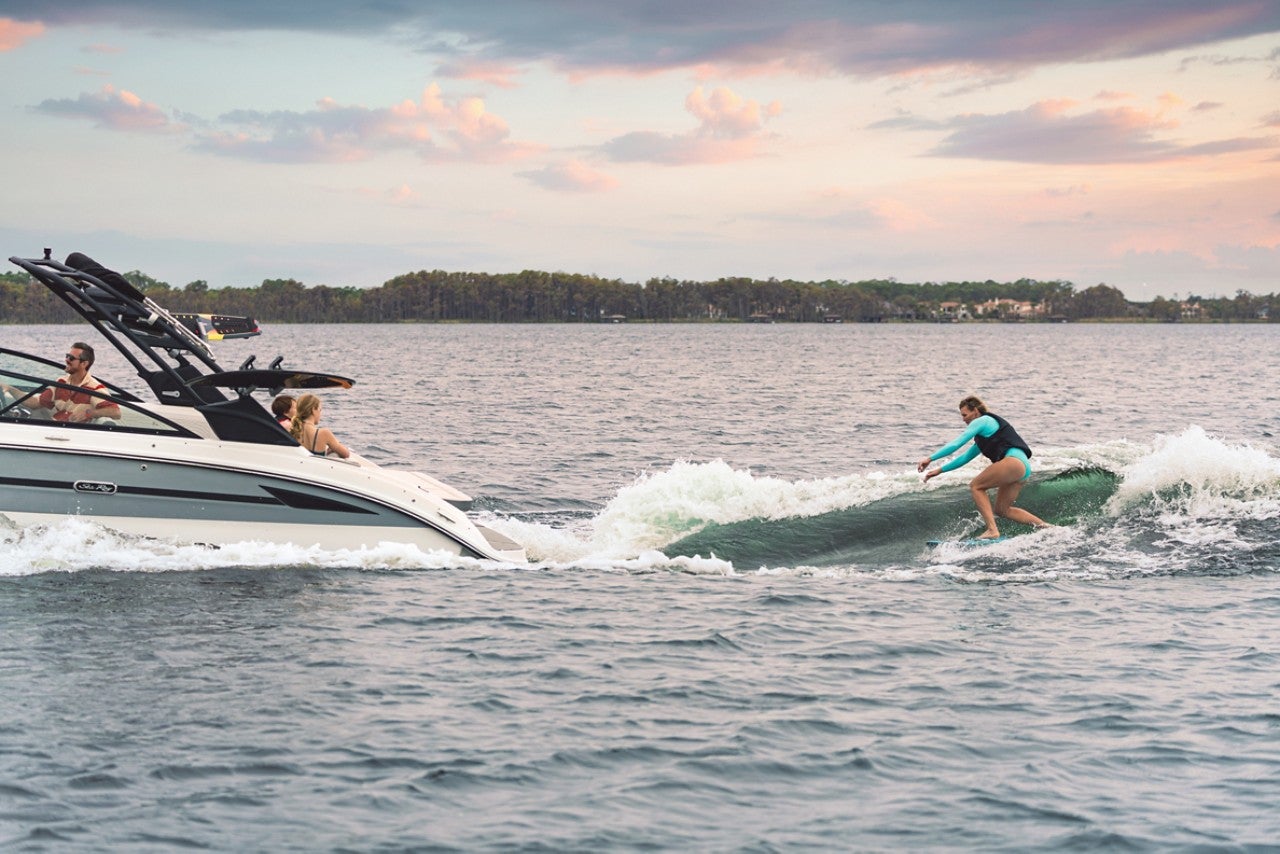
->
[4,266,1273,324]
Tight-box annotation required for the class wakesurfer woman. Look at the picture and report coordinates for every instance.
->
[917,395,1051,539]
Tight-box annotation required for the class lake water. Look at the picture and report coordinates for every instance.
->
[3,322,1279,851]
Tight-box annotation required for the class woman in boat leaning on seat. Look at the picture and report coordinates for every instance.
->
[917,395,1051,539]
[290,393,350,459]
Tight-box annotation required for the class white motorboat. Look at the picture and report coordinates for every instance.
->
[0,249,526,562]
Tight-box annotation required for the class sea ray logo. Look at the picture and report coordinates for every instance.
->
[74,480,117,495]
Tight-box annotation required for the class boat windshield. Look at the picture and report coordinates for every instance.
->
[0,368,196,437]
[0,348,66,384]
[0,346,140,400]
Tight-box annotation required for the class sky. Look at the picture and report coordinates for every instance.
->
[1,1,1279,301]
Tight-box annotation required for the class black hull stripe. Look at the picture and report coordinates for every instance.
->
[0,475,272,505]
[1,478,379,515]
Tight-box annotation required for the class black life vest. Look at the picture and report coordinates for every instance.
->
[974,412,1032,463]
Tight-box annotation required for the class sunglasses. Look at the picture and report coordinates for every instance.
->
[65,354,85,362]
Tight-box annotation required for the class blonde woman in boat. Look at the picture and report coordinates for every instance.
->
[290,393,350,458]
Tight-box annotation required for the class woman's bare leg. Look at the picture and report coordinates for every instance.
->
[968,457,1028,538]
[996,486,1050,527]
[992,468,1052,528]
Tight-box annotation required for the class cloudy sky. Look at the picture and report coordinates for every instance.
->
[2,1,1278,299]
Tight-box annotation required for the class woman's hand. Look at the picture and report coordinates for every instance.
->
[922,466,942,482]
[917,457,932,473]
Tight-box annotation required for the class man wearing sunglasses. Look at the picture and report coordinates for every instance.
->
[29,342,122,423]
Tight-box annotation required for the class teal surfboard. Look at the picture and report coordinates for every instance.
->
[926,537,1007,548]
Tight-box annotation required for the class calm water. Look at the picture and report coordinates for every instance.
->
[3,322,1280,851]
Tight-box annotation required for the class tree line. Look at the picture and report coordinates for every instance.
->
[1,267,1275,324]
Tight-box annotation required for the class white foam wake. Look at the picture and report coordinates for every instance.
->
[1107,426,1280,519]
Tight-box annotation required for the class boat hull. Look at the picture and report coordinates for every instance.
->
[0,433,524,561]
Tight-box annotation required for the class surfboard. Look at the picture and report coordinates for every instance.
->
[926,537,1006,548]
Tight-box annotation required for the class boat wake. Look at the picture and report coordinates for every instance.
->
[3,427,1278,582]
[506,425,1280,581]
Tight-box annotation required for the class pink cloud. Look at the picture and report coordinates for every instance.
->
[417,84,511,147]
[33,78,540,165]
[602,85,780,165]
[0,17,44,51]
[201,83,541,164]
[685,86,782,138]
[927,99,1278,164]
[34,84,174,131]
[519,159,619,192]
